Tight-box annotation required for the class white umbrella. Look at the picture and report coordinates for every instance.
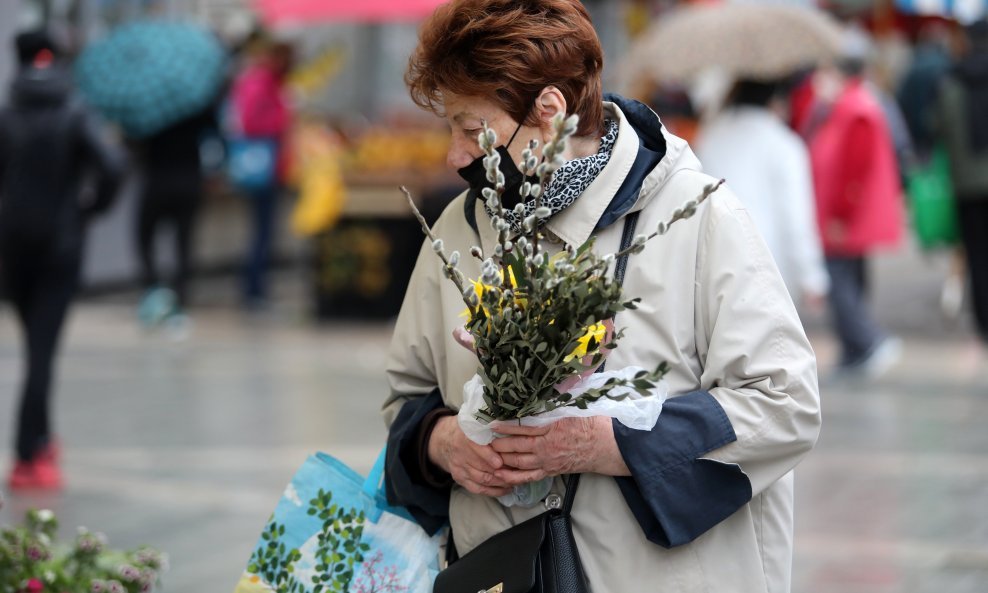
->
[618,3,844,86]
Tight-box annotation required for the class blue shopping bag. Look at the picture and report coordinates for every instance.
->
[227,136,278,193]
[234,449,441,593]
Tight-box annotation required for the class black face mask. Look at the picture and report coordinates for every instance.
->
[457,121,537,209]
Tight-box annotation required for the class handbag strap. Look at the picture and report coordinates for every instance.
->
[559,210,638,515]
[615,210,639,286]
[561,473,581,516]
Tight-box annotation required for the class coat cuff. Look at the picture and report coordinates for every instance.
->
[612,390,753,548]
[384,388,452,535]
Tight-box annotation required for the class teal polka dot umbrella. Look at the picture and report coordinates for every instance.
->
[76,21,227,138]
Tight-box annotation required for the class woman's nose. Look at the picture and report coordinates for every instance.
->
[446,137,476,170]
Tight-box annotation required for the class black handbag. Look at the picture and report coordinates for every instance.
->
[432,474,588,593]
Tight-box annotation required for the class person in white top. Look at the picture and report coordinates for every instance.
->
[696,79,829,309]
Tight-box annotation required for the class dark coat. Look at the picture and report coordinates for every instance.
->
[0,64,125,252]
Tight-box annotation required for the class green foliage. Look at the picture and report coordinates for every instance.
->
[0,508,166,593]
[248,489,370,593]
[468,238,668,421]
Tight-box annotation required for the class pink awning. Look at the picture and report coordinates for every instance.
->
[255,0,449,25]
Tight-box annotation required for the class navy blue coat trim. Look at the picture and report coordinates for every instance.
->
[384,389,450,535]
[613,390,753,548]
[595,93,668,230]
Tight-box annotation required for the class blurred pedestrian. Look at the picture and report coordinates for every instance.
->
[0,30,125,490]
[936,18,988,351]
[898,23,954,161]
[805,43,905,378]
[696,78,829,310]
[135,104,220,332]
[228,38,294,310]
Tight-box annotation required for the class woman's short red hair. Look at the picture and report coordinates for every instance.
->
[406,0,604,137]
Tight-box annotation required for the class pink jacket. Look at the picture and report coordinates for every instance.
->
[231,62,290,138]
[808,80,904,256]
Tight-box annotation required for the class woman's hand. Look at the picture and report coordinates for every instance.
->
[489,416,631,486]
[428,415,513,497]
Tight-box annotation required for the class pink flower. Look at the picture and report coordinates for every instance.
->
[452,326,476,353]
[24,579,44,593]
[26,546,46,561]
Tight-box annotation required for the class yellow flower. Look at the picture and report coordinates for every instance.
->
[564,322,607,363]
[460,268,523,320]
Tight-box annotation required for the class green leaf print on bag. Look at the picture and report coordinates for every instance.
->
[248,489,371,593]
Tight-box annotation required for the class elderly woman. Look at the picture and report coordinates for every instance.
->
[382,1,821,591]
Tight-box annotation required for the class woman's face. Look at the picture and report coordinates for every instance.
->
[442,92,536,171]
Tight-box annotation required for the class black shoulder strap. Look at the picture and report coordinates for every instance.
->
[615,210,639,286]
[561,209,640,513]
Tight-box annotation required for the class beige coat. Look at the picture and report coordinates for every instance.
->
[383,102,822,592]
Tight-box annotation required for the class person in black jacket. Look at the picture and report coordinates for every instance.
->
[0,30,125,490]
[135,105,218,331]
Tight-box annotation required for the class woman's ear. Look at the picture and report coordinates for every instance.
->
[535,86,568,128]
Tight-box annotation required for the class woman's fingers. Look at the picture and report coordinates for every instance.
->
[494,467,547,486]
[498,452,541,470]
[489,435,538,454]
[444,429,516,494]
[492,417,609,476]
[451,459,512,495]
[489,422,551,436]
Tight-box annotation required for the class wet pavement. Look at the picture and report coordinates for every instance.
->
[1,242,986,593]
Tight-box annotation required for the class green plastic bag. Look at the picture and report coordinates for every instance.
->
[906,147,959,250]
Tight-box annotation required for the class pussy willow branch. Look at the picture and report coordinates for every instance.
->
[478,122,515,291]
[612,179,725,260]
[480,121,509,224]
[400,185,478,318]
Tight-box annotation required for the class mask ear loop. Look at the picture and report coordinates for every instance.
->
[506,91,543,149]
[505,120,524,148]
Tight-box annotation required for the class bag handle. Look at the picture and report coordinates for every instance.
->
[363,447,388,499]
[561,473,581,516]
[558,210,636,515]
[614,210,639,286]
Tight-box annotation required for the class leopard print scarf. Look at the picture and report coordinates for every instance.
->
[486,118,619,234]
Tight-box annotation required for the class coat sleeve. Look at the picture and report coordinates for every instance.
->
[382,235,452,533]
[384,387,452,535]
[613,192,821,547]
[695,195,822,495]
[612,390,752,548]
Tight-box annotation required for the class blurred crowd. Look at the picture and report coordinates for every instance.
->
[1,1,987,494]
[0,21,309,489]
[645,12,988,384]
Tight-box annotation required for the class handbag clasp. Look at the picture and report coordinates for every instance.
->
[478,584,503,593]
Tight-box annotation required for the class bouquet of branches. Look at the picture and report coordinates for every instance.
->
[403,113,721,505]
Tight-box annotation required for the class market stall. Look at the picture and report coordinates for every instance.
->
[307,124,461,320]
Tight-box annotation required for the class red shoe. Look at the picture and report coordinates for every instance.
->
[30,454,63,489]
[7,454,63,491]
[8,461,37,490]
